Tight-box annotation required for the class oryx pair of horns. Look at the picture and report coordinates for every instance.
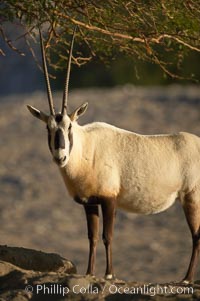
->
[39,27,76,115]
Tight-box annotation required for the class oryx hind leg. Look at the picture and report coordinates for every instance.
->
[101,197,116,280]
[182,189,200,283]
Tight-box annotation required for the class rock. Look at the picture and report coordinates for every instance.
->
[0,245,76,274]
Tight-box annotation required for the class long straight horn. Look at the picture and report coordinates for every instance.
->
[61,26,77,114]
[39,28,55,115]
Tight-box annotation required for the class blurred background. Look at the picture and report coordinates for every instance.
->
[0,23,200,283]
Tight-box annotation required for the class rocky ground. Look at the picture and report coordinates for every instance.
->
[0,245,200,301]
[1,85,200,300]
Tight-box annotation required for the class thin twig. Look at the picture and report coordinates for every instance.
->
[0,26,25,56]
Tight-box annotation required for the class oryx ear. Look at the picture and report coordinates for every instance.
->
[27,105,49,123]
[70,102,88,121]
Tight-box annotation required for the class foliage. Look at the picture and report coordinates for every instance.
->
[1,0,200,80]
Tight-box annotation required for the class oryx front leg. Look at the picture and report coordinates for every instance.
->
[101,198,116,280]
[84,204,99,276]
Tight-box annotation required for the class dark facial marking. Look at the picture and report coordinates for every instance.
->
[55,128,65,150]
[47,126,52,153]
[55,114,63,123]
[68,125,73,152]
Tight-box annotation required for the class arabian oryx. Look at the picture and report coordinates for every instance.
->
[27,29,200,283]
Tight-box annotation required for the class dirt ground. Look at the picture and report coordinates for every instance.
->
[1,85,200,284]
